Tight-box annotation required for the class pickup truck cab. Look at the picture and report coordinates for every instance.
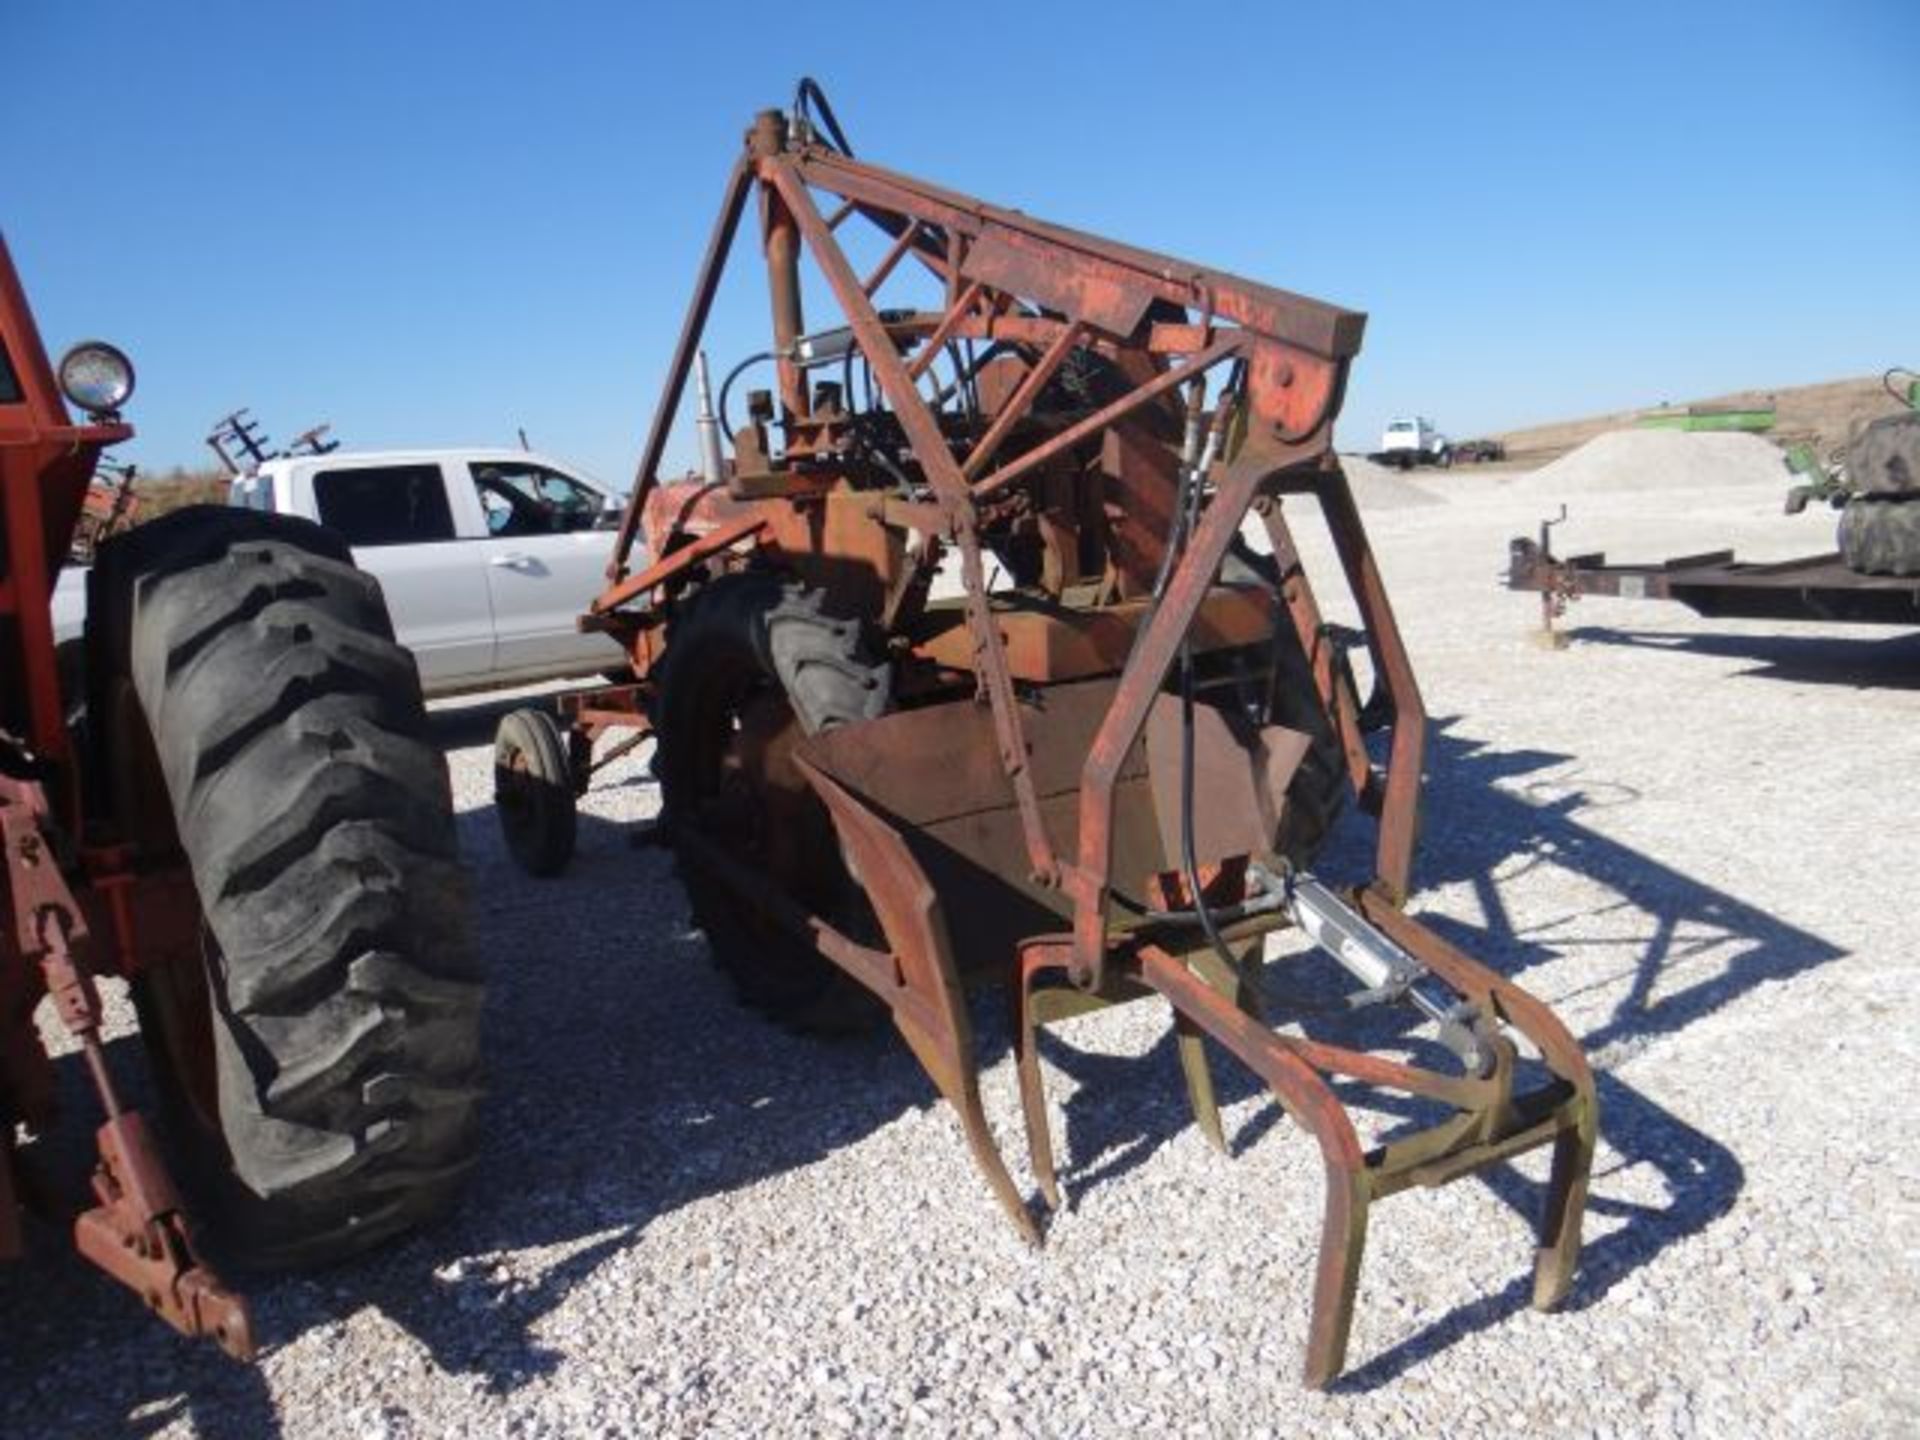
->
[227,448,628,695]
[54,447,632,698]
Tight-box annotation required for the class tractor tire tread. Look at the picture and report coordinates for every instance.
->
[1839,494,1920,576]
[93,505,482,1267]
[657,572,887,1034]
[1846,411,1920,498]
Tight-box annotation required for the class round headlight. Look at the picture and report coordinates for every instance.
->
[57,341,136,417]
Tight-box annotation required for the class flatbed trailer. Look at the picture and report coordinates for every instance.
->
[1507,525,1920,642]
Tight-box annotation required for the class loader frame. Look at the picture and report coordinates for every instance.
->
[550,99,1595,1388]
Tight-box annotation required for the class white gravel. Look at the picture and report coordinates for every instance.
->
[6,444,1919,1438]
[1338,455,1449,510]
[1526,429,1793,496]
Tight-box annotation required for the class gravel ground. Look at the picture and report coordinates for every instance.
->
[6,452,1919,1438]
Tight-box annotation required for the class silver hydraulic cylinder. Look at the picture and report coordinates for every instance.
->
[1277,870,1494,1077]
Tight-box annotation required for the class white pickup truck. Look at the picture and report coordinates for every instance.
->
[1373,417,1453,470]
[55,448,631,697]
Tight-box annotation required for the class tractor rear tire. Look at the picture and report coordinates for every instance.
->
[1838,495,1920,577]
[654,571,887,1033]
[92,506,482,1267]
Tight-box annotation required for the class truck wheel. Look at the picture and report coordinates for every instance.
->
[1838,496,1920,577]
[90,506,482,1267]
[654,571,886,1032]
[494,708,577,877]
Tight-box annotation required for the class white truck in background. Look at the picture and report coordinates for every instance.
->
[56,448,631,697]
[1374,416,1453,470]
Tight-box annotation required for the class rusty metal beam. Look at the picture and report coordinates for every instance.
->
[609,156,755,581]
[768,157,1059,882]
[794,149,1366,360]
[973,336,1240,499]
[960,320,1087,482]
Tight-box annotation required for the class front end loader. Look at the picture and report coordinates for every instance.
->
[497,85,1595,1388]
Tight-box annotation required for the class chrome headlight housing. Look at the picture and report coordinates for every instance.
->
[57,340,136,418]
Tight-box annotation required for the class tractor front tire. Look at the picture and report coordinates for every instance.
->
[93,507,483,1267]
[494,707,578,877]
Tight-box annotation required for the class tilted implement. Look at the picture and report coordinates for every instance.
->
[498,83,1595,1387]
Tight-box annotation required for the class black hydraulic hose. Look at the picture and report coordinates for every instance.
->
[793,77,854,156]
[1175,467,1244,985]
[1160,377,1252,983]
[716,351,776,448]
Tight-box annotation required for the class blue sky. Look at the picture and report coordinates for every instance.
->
[5,1,1915,485]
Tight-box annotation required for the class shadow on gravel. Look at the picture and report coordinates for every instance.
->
[1341,719,1843,1388]
[0,1034,286,1439]
[1412,718,1848,1060]
[1029,715,1846,1390]
[258,708,942,1401]
[1566,623,1920,689]
[4,696,1847,1422]
[0,689,934,1431]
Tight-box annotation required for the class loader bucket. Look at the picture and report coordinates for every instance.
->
[785,680,1305,1239]
[792,685,1595,1390]
[797,677,1312,976]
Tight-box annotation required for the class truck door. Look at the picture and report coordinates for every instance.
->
[462,459,621,679]
[303,461,496,688]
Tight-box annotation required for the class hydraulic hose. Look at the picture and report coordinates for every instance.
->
[716,351,777,448]
[793,77,854,156]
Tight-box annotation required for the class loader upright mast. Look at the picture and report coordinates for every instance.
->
[504,86,1597,1388]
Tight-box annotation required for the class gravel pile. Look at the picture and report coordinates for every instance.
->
[5,471,1918,1437]
[1339,455,1447,511]
[1525,430,1791,497]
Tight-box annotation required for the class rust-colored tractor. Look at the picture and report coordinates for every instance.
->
[496,86,1597,1387]
[1,236,483,1354]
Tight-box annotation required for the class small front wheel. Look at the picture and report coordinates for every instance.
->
[495,707,578,876]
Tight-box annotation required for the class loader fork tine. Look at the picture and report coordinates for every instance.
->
[1534,1095,1597,1309]
[1175,940,1270,1154]
[897,1016,1039,1245]
[1142,945,1374,1387]
[1305,1166,1372,1391]
[799,757,1044,1244]
[1014,945,1066,1211]
[1172,1012,1227,1156]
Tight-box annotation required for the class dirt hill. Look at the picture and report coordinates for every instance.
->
[1491,374,1911,468]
